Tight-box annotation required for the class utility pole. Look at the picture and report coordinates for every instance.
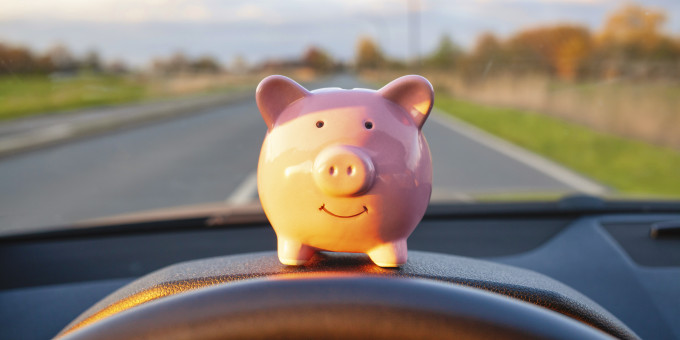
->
[408,0,421,70]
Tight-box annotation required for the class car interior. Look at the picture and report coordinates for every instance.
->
[1,198,679,339]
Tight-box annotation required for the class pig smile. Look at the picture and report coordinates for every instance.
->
[319,204,368,218]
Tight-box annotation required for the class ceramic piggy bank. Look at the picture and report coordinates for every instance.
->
[256,75,433,267]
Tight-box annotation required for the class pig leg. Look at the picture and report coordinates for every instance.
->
[277,237,315,265]
[367,240,408,267]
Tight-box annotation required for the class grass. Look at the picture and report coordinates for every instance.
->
[0,73,261,121]
[415,71,680,150]
[0,75,148,121]
[436,96,680,198]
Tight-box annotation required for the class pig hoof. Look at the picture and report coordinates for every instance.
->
[368,241,408,267]
[277,238,315,266]
[279,258,310,266]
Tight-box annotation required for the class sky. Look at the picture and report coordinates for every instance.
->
[0,0,679,68]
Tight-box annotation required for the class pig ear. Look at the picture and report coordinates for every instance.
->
[256,75,311,128]
[378,75,434,129]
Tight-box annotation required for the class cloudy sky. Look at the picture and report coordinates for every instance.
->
[0,0,678,67]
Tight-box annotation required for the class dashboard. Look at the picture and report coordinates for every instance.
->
[1,202,679,339]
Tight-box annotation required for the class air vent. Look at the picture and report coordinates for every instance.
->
[650,220,680,239]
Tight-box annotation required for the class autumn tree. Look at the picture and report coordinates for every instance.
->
[0,42,132,76]
[0,44,37,74]
[302,46,334,73]
[355,36,385,70]
[554,30,592,80]
[594,3,680,78]
[599,4,667,57]
[0,42,75,74]
[505,25,592,80]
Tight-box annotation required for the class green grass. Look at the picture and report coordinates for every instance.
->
[436,96,680,197]
[0,75,149,121]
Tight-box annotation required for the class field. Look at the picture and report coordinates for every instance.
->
[427,73,680,150]
[0,75,145,121]
[0,73,262,121]
[436,96,680,197]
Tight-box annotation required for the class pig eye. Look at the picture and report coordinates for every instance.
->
[364,121,373,130]
[316,121,324,128]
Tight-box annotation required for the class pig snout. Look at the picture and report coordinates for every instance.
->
[312,145,375,197]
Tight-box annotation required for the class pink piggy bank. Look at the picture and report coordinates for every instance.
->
[256,75,433,267]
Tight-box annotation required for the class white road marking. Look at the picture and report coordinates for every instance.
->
[0,124,75,154]
[431,188,474,202]
[225,170,258,205]
[430,109,609,195]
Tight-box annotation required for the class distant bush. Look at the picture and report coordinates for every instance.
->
[0,43,123,76]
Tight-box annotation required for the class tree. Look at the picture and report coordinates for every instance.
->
[424,34,464,70]
[167,51,190,73]
[594,3,679,78]
[555,31,591,80]
[191,55,222,73]
[45,43,77,73]
[81,49,102,73]
[462,32,504,76]
[471,32,502,60]
[230,54,249,74]
[0,43,38,74]
[599,4,667,55]
[302,46,334,73]
[355,36,385,70]
[505,25,592,80]
[105,59,129,74]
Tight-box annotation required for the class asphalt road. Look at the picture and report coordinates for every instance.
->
[0,74,604,233]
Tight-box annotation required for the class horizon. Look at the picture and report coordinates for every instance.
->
[1,0,679,68]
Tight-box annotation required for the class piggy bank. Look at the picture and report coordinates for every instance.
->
[256,75,433,267]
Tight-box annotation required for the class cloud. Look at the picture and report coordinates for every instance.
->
[233,4,283,24]
[472,0,610,3]
[0,0,409,23]
[0,0,215,22]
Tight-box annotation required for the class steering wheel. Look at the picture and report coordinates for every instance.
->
[58,254,619,339]
[59,276,613,339]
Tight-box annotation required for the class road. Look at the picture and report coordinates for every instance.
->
[0,74,604,233]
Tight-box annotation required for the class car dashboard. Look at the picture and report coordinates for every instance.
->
[1,200,679,339]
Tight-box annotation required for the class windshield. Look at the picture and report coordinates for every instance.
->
[0,0,678,234]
